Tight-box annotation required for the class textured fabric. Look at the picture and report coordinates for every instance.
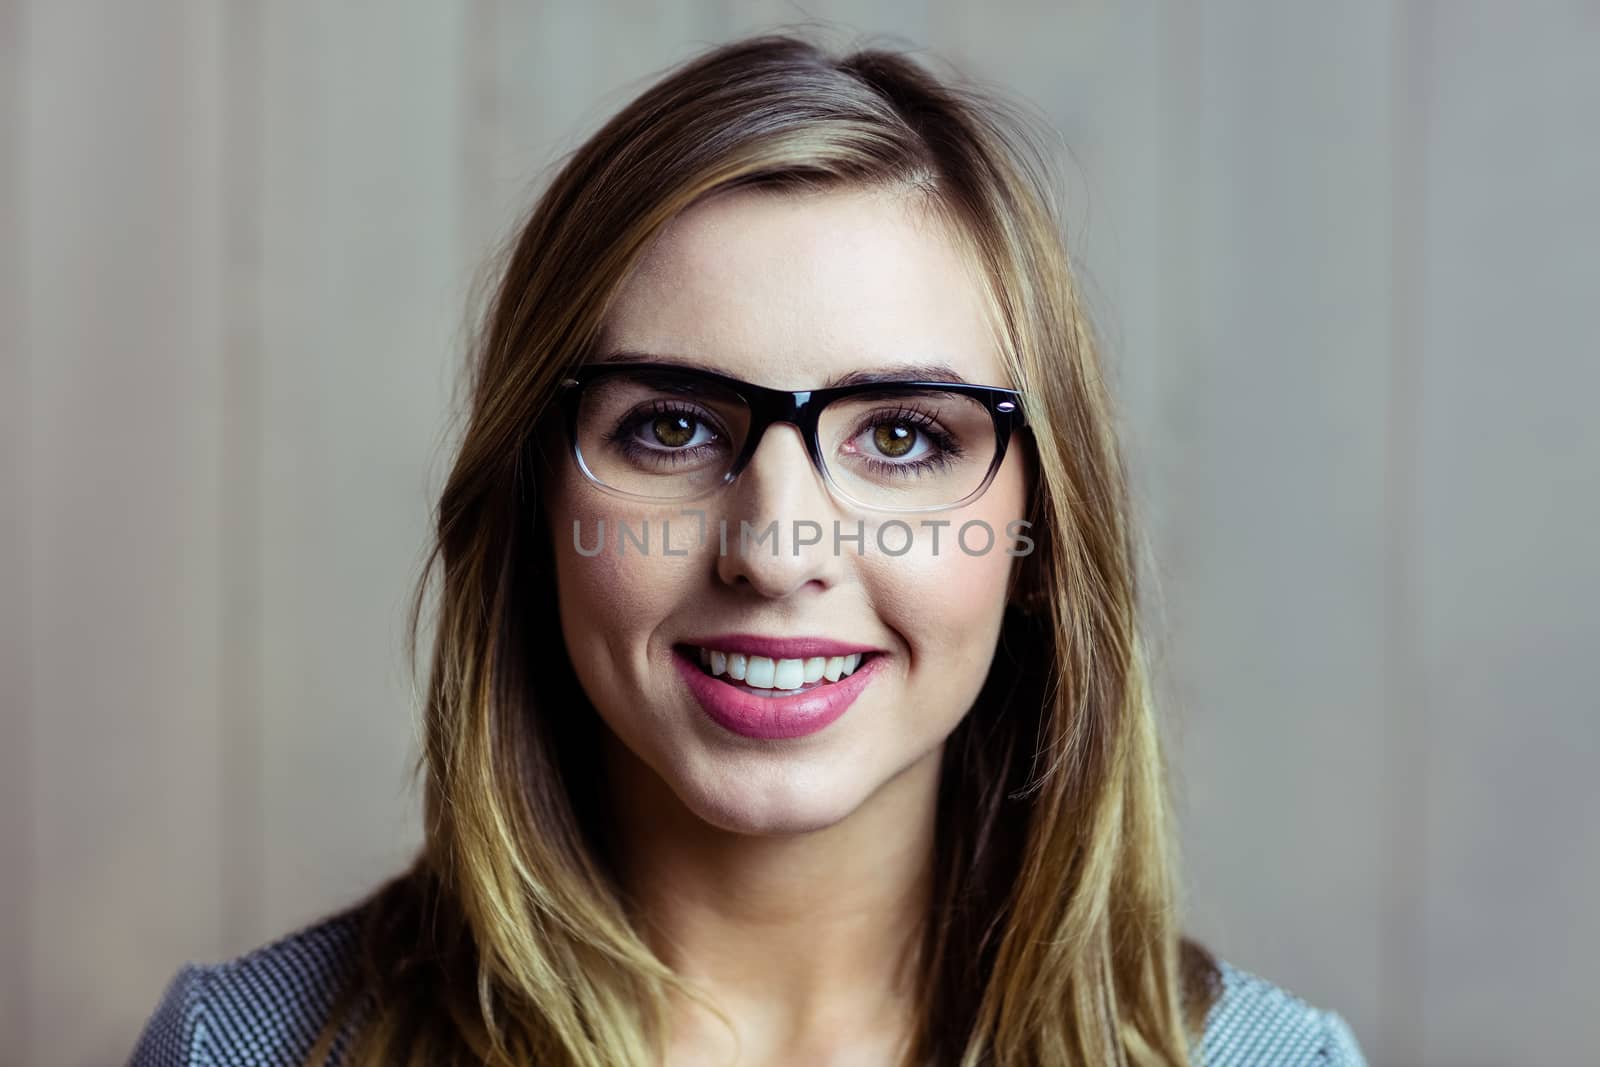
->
[126,906,365,1067]
[1196,960,1368,1066]
[127,906,1369,1066]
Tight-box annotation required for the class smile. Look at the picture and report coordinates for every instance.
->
[685,645,871,695]
[670,642,887,740]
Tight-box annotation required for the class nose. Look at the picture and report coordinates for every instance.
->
[714,423,846,599]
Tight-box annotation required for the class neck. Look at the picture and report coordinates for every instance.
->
[603,732,942,1059]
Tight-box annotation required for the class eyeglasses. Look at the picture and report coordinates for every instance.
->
[554,361,1028,513]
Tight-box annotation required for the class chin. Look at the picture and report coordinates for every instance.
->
[669,753,874,837]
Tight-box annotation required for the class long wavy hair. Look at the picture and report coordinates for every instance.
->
[302,30,1221,1067]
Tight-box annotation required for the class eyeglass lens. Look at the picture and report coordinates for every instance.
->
[572,368,1001,509]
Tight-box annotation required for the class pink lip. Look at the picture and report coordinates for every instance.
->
[671,645,885,740]
[678,633,882,660]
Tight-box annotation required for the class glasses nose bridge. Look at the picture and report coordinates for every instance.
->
[739,386,826,481]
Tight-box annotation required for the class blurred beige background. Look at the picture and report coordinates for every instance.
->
[5,2,1598,1065]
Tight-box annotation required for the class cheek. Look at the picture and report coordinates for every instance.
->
[864,459,1029,689]
[544,480,646,676]
[550,515,683,660]
[555,533,658,631]
[862,519,1018,676]
[544,476,709,712]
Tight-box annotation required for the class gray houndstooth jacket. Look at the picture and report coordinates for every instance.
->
[127,905,1369,1066]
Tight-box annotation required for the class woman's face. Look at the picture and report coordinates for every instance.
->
[540,185,1030,835]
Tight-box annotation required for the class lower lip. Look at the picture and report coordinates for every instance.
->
[671,647,885,740]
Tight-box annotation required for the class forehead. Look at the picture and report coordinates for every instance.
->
[597,185,1010,390]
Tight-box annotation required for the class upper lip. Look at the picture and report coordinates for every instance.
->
[678,633,883,660]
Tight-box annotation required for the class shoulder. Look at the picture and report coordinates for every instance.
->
[126,904,367,1067]
[1196,957,1369,1067]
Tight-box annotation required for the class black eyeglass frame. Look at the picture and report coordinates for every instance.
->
[553,361,1030,514]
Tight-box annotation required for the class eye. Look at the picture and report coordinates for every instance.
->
[871,420,918,458]
[846,407,954,466]
[602,400,730,470]
[642,411,706,449]
[615,402,722,451]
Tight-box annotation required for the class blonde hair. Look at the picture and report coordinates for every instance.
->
[304,30,1221,1067]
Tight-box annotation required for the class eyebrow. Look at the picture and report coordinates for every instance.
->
[591,349,973,389]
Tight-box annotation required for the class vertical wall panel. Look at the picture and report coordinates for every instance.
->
[1,0,29,1058]
[20,1,228,1061]
[1146,0,1393,1049]
[464,0,729,269]
[1381,3,1433,1060]
[1415,4,1600,1065]
[216,0,268,957]
[252,2,463,945]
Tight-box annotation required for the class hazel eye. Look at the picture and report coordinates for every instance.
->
[842,406,949,468]
[648,413,700,448]
[871,421,917,458]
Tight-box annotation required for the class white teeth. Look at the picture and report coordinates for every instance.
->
[773,658,805,689]
[745,655,775,688]
[691,647,873,689]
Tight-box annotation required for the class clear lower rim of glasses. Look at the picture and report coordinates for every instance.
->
[570,448,1003,514]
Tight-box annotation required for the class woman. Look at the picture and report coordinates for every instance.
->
[129,32,1367,1067]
